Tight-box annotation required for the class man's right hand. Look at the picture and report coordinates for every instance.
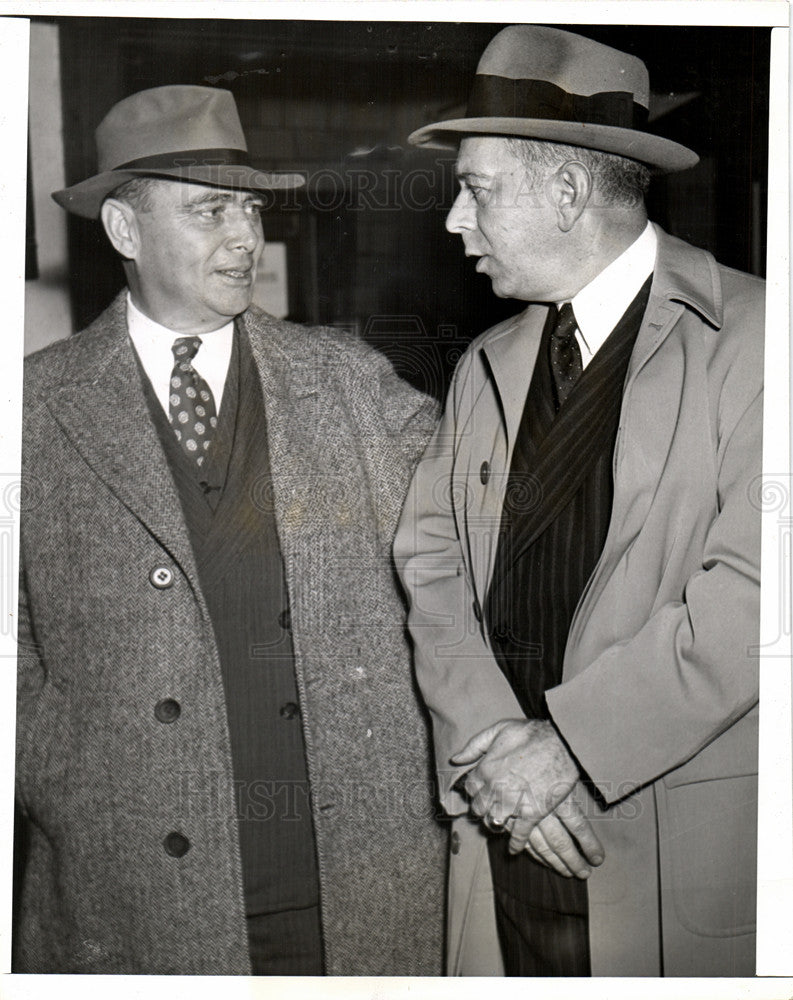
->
[453,719,605,878]
[505,784,605,879]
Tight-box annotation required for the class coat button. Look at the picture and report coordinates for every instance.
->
[154,698,181,724]
[278,608,291,631]
[149,566,174,589]
[163,831,190,858]
[450,831,461,855]
[480,461,490,485]
[279,702,299,720]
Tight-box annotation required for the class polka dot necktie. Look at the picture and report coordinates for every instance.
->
[169,337,218,468]
[548,302,583,409]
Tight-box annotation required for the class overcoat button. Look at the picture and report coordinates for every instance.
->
[278,608,291,631]
[149,566,174,589]
[480,461,490,485]
[163,831,190,858]
[279,702,299,720]
[154,698,181,723]
[450,831,461,855]
[472,600,482,623]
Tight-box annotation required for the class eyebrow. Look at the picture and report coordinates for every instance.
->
[185,191,233,206]
[455,169,492,183]
[184,190,263,207]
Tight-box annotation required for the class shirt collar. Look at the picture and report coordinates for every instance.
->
[564,220,657,358]
[125,293,234,414]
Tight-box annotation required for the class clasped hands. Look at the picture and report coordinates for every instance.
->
[452,718,604,879]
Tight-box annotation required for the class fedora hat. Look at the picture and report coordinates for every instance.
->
[409,25,699,172]
[52,85,305,218]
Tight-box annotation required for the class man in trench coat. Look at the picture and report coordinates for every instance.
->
[395,25,762,976]
[16,84,445,975]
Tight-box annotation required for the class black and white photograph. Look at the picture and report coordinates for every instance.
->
[0,3,790,998]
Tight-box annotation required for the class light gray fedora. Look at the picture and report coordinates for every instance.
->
[409,25,699,172]
[53,84,305,218]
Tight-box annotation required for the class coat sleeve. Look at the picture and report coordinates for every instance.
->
[342,342,441,550]
[546,344,763,803]
[15,555,46,816]
[394,352,526,815]
[372,352,440,468]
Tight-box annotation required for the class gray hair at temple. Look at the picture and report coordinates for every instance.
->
[505,137,652,208]
[108,176,161,213]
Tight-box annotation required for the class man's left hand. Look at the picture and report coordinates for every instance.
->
[505,786,604,878]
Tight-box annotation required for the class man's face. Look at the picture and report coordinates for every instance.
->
[129,180,265,333]
[447,136,566,302]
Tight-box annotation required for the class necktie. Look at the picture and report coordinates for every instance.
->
[548,302,583,409]
[169,337,218,468]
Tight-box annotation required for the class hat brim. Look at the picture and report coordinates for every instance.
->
[408,117,699,173]
[52,163,306,219]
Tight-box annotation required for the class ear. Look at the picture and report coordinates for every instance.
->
[100,198,140,259]
[548,160,592,233]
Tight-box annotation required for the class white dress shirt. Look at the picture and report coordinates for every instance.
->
[126,293,234,416]
[562,221,657,369]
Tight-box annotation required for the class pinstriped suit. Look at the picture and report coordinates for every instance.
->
[395,225,763,975]
[482,278,652,974]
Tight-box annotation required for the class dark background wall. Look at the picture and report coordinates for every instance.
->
[41,17,770,399]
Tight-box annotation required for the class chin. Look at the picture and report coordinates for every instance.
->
[489,279,513,300]
[216,293,254,318]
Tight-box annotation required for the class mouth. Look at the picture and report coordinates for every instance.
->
[216,265,254,283]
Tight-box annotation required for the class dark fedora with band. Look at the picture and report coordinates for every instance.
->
[53,84,305,218]
[409,25,699,173]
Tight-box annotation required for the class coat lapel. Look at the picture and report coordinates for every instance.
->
[479,307,547,454]
[240,311,321,531]
[625,224,722,387]
[46,293,204,597]
[195,329,273,581]
[607,227,723,547]
[503,276,652,566]
[563,227,725,674]
[462,308,545,599]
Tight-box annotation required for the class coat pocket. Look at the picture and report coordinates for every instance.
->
[659,773,757,937]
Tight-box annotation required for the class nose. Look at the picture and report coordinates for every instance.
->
[226,206,263,254]
[446,188,476,234]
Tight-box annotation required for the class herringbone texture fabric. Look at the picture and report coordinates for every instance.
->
[17,293,445,975]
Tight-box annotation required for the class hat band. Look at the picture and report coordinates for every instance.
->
[467,75,649,130]
[113,147,251,170]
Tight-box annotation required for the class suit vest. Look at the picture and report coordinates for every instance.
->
[139,326,321,918]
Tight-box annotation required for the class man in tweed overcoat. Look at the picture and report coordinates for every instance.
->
[15,85,445,974]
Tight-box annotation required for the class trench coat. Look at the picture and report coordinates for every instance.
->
[15,293,446,975]
[394,225,764,976]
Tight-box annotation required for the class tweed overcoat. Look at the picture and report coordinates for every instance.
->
[15,293,446,975]
[395,226,763,976]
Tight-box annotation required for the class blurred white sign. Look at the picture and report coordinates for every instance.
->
[252,241,288,319]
